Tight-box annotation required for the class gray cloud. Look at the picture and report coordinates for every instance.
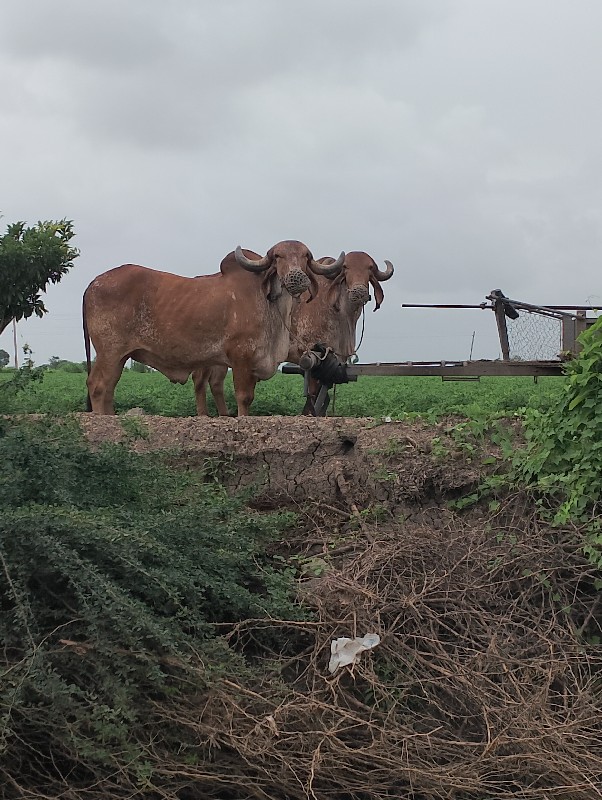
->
[0,0,443,151]
[1,0,601,369]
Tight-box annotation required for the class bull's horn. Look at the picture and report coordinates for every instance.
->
[235,246,270,272]
[309,251,345,277]
[372,259,394,282]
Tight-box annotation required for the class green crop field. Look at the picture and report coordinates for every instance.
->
[0,367,566,419]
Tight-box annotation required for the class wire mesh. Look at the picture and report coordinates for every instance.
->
[506,310,563,361]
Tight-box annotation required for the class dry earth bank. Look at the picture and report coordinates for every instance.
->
[76,413,484,509]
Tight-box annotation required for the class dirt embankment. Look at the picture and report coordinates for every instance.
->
[76,413,483,509]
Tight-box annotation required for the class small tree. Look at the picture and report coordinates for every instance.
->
[0,349,9,368]
[0,218,79,336]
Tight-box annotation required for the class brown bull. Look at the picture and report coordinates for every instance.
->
[83,240,344,416]
[194,251,394,415]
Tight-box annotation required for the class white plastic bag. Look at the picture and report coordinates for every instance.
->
[328,633,381,674]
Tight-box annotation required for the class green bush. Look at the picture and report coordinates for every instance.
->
[0,348,46,411]
[0,417,300,796]
[58,360,86,373]
[129,359,151,373]
[461,319,602,574]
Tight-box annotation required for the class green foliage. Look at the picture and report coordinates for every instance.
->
[120,414,150,440]
[0,348,9,368]
[59,360,86,373]
[0,218,79,335]
[130,359,151,373]
[0,367,566,418]
[46,356,86,372]
[457,319,602,572]
[0,344,46,411]
[439,414,516,464]
[0,417,300,794]
[506,319,602,561]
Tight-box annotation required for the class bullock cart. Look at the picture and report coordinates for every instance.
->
[282,290,599,415]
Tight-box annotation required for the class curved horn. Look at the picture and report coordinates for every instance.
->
[372,259,394,282]
[309,251,345,277]
[235,246,271,272]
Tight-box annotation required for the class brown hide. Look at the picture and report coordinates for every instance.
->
[84,241,320,416]
[288,251,391,361]
[195,251,394,415]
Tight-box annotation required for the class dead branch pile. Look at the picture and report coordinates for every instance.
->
[155,500,602,800]
[3,498,601,799]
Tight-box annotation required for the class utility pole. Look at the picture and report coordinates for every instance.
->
[13,319,18,368]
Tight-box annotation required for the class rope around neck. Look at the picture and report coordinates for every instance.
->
[348,307,366,364]
[276,297,366,365]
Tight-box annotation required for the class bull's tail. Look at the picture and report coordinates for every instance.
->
[82,291,92,412]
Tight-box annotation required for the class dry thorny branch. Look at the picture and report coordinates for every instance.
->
[153,501,602,799]
[3,497,602,800]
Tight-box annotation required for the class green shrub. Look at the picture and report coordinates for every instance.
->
[0,347,46,412]
[462,319,602,573]
[0,417,300,795]
[58,360,86,373]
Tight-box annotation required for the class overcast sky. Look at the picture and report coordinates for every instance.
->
[1,0,601,367]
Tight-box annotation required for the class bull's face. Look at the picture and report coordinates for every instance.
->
[342,252,375,307]
[319,251,395,312]
[235,241,345,301]
[268,241,313,297]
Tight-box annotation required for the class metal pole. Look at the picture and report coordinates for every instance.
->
[12,320,18,369]
[401,303,491,310]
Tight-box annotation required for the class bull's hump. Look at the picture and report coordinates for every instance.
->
[219,249,262,274]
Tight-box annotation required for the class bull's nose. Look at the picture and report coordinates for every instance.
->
[348,285,371,304]
[283,269,310,296]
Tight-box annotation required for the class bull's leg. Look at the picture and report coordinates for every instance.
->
[208,366,230,416]
[301,397,316,415]
[301,375,320,416]
[231,364,257,416]
[192,369,210,416]
[87,356,127,414]
[193,367,229,416]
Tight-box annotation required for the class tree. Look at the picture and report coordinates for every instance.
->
[130,359,151,373]
[0,218,79,336]
[0,348,9,368]
[45,356,86,372]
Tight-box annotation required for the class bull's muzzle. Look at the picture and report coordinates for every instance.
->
[282,269,311,297]
[348,284,371,305]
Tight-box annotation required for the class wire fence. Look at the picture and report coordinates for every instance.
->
[506,310,563,361]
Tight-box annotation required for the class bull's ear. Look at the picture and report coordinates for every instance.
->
[267,271,283,302]
[327,273,345,311]
[306,270,319,302]
[369,275,384,311]
[261,266,280,301]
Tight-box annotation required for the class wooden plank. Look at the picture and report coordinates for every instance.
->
[346,360,565,378]
[494,302,511,360]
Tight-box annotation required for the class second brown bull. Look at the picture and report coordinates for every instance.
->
[194,251,394,415]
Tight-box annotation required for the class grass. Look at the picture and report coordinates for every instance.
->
[0,367,566,419]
